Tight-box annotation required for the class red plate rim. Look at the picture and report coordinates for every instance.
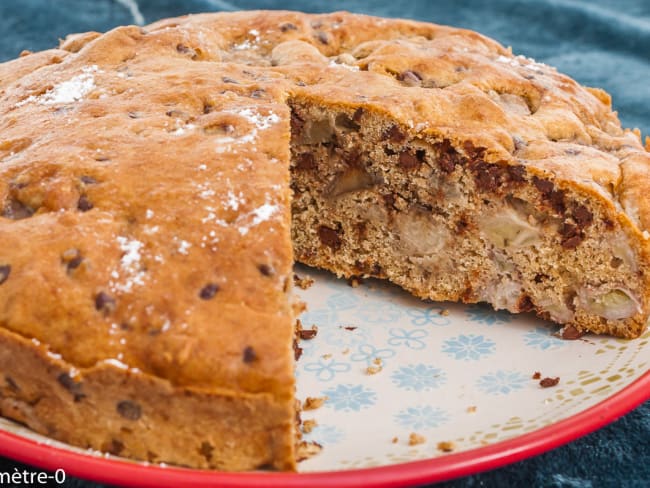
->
[0,369,648,488]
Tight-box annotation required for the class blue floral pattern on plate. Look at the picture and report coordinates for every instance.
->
[350,343,396,366]
[391,364,446,391]
[304,357,352,382]
[406,307,452,327]
[394,406,449,430]
[287,265,647,471]
[466,303,513,325]
[523,326,566,350]
[322,384,377,412]
[476,370,530,395]
[387,327,428,350]
[442,334,496,360]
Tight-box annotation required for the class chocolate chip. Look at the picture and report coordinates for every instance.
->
[67,255,83,271]
[532,371,541,380]
[507,165,526,182]
[559,223,583,249]
[397,70,422,87]
[95,291,116,314]
[62,249,83,272]
[517,295,535,312]
[116,400,141,420]
[435,140,463,173]
[5,375,19,391]
[352,107,363,123]
[242,346,257,363]
[317,225,342,250]
[165,109,186,118]
[199,441,214,461]
[382,193,396,208]
[539,377,560,388]
[0,265,11,285]
[203,102,214,114]
[80,175,97,184]
[105,439,125,455]
[2,198,34,220]
[77,195,93,212]
[199,283,220,300]
[258,264,274,276]
[561,235,582,249]
[295,152,316,170]
[280,22,298,32]
[290,110,305,133]
[456,216,470,233]
[298,329,317,340]
[293,338,303,361]
[57,372,85,402]
[315,31,329,45]
[573,205,593,228]
[548,189,566,214]
[398,150,421,170]
[532,176,554,195]
[559,325,584,340]
[473,162,504,191]
[382,125,406,143]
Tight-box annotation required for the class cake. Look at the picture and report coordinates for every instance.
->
[0,10,649,471]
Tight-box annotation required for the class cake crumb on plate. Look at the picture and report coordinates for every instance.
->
[408,433,426,446]
[437,441,455,452]
[303,396,328,410]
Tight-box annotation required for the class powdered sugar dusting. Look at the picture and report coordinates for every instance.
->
[102,358,129,370]
[215,107,280,152]
[495,54,554,74]
[17,66,100,107]
[225,190,244,211]
[237,201,280,235]
[328,59,360,72]
[232,29,261,50]
[110,236,146,293]
[178,240,192,255]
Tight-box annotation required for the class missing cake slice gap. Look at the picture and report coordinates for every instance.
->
[289,99,649,338]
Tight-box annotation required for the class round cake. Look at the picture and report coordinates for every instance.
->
[0,10,648,471]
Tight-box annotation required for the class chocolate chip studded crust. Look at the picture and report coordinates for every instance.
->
[1,9,649,471]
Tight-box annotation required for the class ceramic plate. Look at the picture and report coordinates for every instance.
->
[0,263,648,487]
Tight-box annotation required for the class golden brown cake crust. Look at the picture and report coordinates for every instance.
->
[1,9,649,470]
[0,21,297,471]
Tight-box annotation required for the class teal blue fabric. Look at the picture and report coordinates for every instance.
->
[0,1,648,487]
